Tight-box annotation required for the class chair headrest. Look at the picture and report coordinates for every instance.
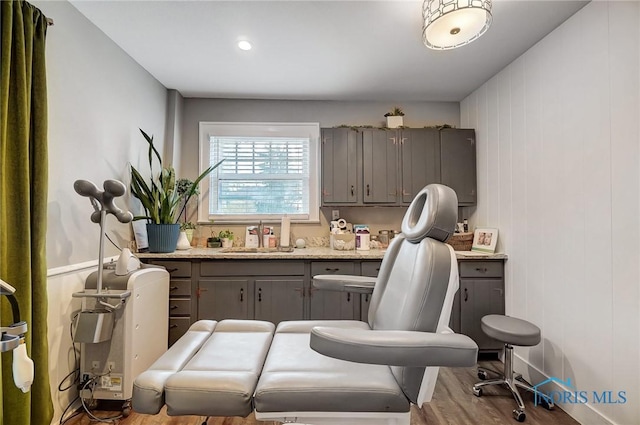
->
[400,184,457,243]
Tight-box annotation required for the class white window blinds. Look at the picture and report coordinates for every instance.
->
[198,122,320,223]
[210,136,310,215]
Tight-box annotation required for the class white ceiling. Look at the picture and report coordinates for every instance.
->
[70,0,588,102]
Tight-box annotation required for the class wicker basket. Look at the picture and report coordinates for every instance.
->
[446,232,473,251]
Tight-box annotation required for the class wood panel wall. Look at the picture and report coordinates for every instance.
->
[461,2,639,424]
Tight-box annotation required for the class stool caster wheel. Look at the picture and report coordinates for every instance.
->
[472,386,482,397]
[513,409,526,422]
[538,396,554,410]
[477,369,489,380]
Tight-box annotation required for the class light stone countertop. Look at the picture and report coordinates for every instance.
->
[137,247,507,261]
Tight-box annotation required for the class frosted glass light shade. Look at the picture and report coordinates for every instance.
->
[423,0,492,50]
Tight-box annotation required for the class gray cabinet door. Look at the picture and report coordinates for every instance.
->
[254,278,304,324]
[440,129,477,205]
[309,290,357,320]
[460,279,505,350]
[197,279,250,321]
[400,129,440,203]
[321,128,359,204]
[362,129,398,203]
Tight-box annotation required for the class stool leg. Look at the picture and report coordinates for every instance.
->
[514,380,555,409]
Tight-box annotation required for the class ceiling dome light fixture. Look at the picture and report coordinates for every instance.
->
[238,40,252,51]
[422,0,492,50]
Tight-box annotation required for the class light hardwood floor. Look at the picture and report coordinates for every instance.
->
[63,359,579,425]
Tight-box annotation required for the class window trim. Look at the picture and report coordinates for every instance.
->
[198,122,320,223]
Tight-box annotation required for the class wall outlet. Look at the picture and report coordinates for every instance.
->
[332,210,340,220]
[108,361,116,371]
[91,361,100,370]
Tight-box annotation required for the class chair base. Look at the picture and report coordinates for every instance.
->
[472,345,554,422]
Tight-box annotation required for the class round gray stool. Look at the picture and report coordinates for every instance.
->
[472,315,554,422]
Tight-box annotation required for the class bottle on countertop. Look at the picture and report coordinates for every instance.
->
[463,219,469,233]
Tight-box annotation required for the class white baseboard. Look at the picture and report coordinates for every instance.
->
[513,354,616,425]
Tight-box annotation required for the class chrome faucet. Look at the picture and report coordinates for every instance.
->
[257,220,264,248]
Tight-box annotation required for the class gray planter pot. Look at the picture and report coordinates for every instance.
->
[146,223,180,253]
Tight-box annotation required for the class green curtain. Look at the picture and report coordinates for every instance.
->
[0,1,53,425]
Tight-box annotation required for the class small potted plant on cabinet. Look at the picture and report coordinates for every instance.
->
[219,229,234,248]
[384,106,405,128]
[180,222,196,244]
[207,226,221,248]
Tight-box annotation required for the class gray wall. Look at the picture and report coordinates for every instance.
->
[180,99,460,239]
[36,1,168,269]
[181,98,459,180]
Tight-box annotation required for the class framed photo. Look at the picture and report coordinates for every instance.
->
[472,228,499,253]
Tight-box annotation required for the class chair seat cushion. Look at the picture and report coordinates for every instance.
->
[254,320,410,414]
[481,315,541,347]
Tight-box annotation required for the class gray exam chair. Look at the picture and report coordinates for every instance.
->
[133,184,478,425]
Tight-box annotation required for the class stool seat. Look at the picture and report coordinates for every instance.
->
[481,315,541,347]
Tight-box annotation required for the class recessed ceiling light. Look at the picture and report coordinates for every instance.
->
[238,40,252,51]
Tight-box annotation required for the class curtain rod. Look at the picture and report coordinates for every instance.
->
[46,17,54,26]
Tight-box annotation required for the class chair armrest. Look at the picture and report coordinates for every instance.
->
[312,275,376,294]
[310,327,478,367]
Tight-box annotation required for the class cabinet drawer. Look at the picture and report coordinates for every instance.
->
[361,261,382,277]
[200,261,304,276]
[168,317,191,346]
[169,279,191,296]
[168,298,191,316]
[151,260,191,277]
[459,261,503,278]
[311,262,355,276]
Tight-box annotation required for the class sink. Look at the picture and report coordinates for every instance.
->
[220,246,294,253]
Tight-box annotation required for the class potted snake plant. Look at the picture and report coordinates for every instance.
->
[130,129,223,252]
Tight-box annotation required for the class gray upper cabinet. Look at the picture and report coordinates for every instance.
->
[321,126,477,207]
[440,128,477,205]
[400,129,440,204]
[362,129,399,203]
[321,128,360,204]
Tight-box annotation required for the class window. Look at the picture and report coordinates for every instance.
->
[198,122,320,223]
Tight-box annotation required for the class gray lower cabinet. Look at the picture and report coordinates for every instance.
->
[452,260,505,351]
[198,261,306,325]
[309,261,358,320]
[197,278,250,321]
[254,278,305,323]
[149,260,195,347]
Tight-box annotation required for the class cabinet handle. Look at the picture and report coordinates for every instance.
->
[402,189,411,196]
[258,288,262,302]
[366,184,370,196]
[365,294,369,302]
[475,267,488,273]
[240,288,244,302]
[308,287,317,298]
[401,137,407,145]
[390,137,397,144]
[294,287,305,297]
[347,293,351,302]
[325,267,340,272]
[170,305,179,310]
[169,324,178,329]
[166,267,178,273]
[464,288,468,302]
[350,185,354,196]
[170,286,179,291]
